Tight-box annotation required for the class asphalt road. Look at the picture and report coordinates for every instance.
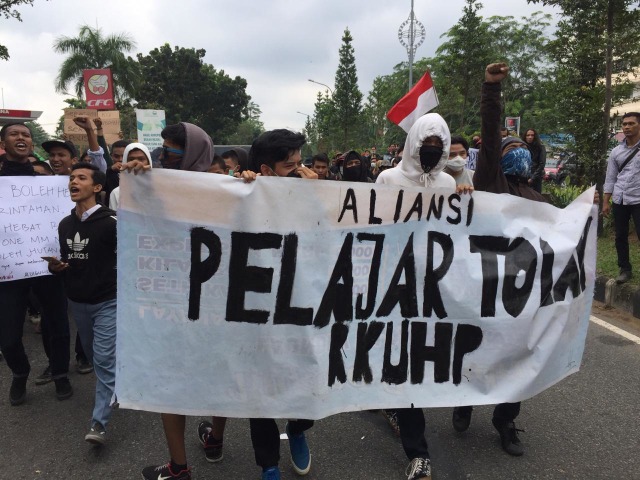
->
[1,302,639,480]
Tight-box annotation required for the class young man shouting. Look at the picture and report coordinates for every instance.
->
[48,162,118,446]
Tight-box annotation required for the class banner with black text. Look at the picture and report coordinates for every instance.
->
[115,170,597,419]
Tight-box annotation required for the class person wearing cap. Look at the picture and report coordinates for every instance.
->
[451,63,546,459]
[43,116,106,175]
[42,138,79,176]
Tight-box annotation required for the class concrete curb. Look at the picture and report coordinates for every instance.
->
[594,275,640,321]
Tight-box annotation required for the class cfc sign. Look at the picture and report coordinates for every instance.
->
[83,69,115,110]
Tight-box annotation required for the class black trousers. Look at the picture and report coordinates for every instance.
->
[249,418,314,469]
[396,407,430,460]
[456,402,521,424]
[0,276,70,379]
[612,202,640,272]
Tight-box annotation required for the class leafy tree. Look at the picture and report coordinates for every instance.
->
[1,0,45,60]
[226,101,265,145]
[53,25,140,101]
[487,12,553,124]
[432,0,494,133]
[528,0,640,187]
[332,28,363,150]
[301,115,317,157]
[135,44,250,144]
[312,91,337,152]
[25,120,50,156]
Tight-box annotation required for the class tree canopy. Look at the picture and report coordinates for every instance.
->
[53,25,140,102]
[135,44,250,144]
[0,0,42,60]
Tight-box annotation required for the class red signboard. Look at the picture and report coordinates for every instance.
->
[83,68,115,109]
[0,109,31,117]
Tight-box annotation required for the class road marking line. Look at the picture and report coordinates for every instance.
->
[589,315,640,345]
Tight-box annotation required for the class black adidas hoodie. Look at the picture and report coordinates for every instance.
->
[57,206,117,304]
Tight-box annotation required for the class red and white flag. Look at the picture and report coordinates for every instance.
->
[387,71,439,133]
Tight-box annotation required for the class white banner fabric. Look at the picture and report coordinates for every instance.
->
[0,176,73,281]
[116,171,597,419]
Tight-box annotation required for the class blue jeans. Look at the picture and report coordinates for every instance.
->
[69,298,117,428]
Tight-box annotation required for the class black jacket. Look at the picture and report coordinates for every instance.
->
[57,206,117,304]
[473,82,546,203]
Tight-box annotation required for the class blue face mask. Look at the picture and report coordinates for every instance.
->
[501,147,532,177]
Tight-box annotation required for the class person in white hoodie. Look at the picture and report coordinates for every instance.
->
[376,113,456,191]
[375,112,469,480]
[109,143,152,210]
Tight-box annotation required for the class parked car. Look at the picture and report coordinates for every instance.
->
[544,152,578,185]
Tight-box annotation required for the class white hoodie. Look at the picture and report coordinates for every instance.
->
[376,113,455,189]
[109,143,153,210]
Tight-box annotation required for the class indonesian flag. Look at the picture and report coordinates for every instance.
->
[387,71,439,133]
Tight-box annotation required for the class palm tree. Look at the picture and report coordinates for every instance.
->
[54,25,140,101]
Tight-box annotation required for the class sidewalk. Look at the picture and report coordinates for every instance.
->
[594,274,640,329]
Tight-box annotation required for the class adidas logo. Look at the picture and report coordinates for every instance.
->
[67,232,89,252]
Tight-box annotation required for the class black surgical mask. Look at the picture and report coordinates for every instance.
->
[419,145,443,173]
[269,167,301,178]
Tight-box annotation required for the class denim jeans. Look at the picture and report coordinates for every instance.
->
[69,298,117,428]
[0,276,70,379]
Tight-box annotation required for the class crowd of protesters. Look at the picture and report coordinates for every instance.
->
[0,62,612,480]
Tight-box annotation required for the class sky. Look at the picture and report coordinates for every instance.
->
[0,0,558,138]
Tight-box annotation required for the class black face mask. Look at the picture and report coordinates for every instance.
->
[342,165,361,182]
[161,158,182,170]
[286,169,301,178]
[419,145,443,173]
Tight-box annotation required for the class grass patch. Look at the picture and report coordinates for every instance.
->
[596,222,640,286]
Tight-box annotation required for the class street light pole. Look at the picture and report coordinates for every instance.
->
[398,0,426,91]
[308,79,334,95]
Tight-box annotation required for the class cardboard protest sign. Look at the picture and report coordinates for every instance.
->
[0,177,73,281]
[63,109,121,152]
[116,171,597,419]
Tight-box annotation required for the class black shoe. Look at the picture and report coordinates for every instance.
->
[54,377,73,400]
[141,463,191,480]
[492,418,524,456]
[198,421,224,463]
[10,377,27,406]
[452,406,473,432]
[616,270,632,284]
[35,366,53,386]
[76,358,94,374]
[85,422,107,445]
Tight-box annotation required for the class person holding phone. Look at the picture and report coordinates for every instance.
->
[49,162,117,446]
